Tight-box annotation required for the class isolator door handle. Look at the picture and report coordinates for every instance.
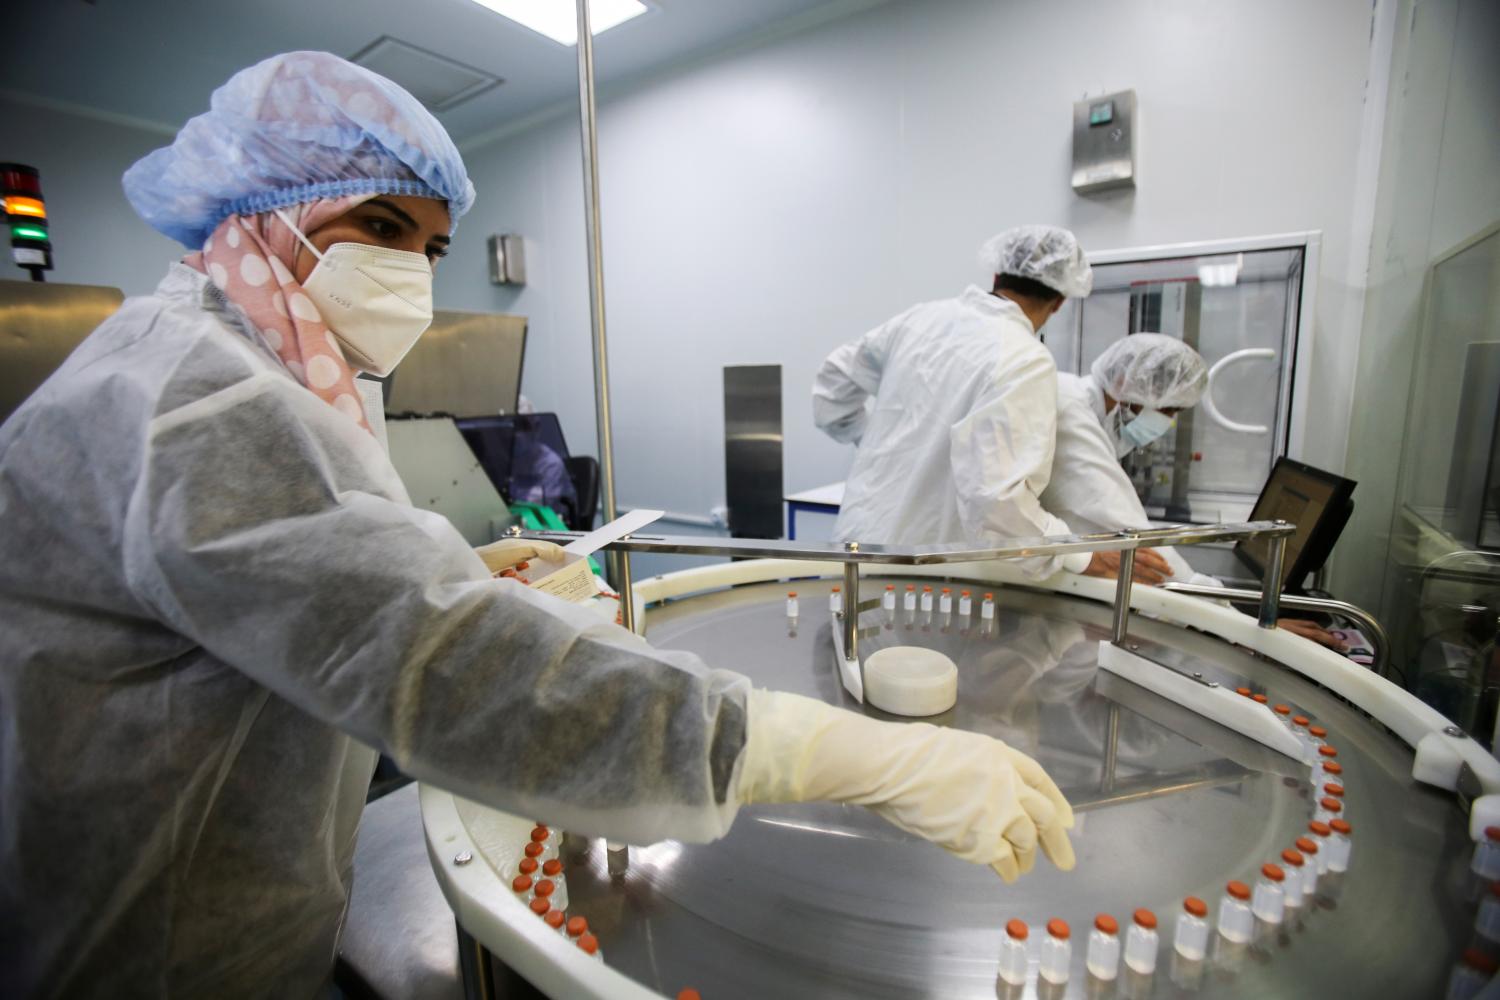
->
[1201,348,1276,435]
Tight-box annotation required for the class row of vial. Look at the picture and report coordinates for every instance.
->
[999,821,1354,989]
[510,825,602,961]
[1234,688,1347,781]
[784,585,996,621]
[1454,829,1500,999]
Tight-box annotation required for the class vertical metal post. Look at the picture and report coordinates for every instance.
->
[1258,530,1288,629]
[841,560,859,663]
[1111,547,1136,644]
[575,0,635,633]
[1101,704,1120,794]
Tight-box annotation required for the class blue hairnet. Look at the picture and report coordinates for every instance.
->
[124,51,476,248]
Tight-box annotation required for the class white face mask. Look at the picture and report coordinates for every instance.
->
[275,209,434,377]
[1116,407,1175,457]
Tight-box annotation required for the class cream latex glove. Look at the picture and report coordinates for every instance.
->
[738,690,1075,882]
[474,538,565,576]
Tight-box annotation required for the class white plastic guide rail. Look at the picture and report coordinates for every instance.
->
[1097,641,1306,760]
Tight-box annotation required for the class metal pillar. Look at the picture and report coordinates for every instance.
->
[1258,529,1288,629]
[1111,548,1136,644]
[841,559,859,662]
[575,0,635,632]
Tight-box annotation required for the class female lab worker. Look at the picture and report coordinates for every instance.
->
[1040,335,1346,648]
[1041,334,1217,585]
[0,54,1073,998]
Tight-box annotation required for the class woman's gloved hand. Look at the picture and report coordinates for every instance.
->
[474,538,565,576]
[738,690,1075,883]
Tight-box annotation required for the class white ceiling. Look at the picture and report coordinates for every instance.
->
[3,0,855,144]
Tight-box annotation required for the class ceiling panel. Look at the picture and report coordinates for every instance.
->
[2,0,857,143]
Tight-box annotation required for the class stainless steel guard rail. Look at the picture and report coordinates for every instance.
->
[1160,582,1390,676]
[518,520,1297,666]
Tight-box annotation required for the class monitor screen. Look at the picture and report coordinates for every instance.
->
[1236,458,1355,588]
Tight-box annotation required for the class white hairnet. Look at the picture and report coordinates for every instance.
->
[978,225,1093,297]
[124,51,476,248]
[1089,333,1209,409]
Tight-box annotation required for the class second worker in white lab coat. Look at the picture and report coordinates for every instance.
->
[1043,334,1216,585]
[814,225,1100,579]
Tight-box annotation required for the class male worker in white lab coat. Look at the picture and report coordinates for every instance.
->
[813,225,1168,582]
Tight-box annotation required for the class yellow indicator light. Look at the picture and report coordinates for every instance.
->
[4,196,47,219]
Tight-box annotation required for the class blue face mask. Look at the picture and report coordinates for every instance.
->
[1116,408,1174,456]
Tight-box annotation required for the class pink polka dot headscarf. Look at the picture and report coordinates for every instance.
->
[184,196,375,431]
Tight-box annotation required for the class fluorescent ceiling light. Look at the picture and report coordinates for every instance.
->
[1197,253,1244,288]
[468,0,647,46]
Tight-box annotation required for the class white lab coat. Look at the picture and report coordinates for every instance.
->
[814,287,1088,579]
[1042,373,1219,584]
[0,265,750,997]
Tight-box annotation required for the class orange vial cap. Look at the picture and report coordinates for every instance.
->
[787,591,797,598]
[1226,880,1251,901]
[1319,797,1342,813]
[1486,826,1500,842]
[906,584,915,591]
[832,585,841,592]
[544,910,566,931]
[1252,694,1268,705]
[566,916,589,938]
[961,590,971,597]
[1322,761,1344,775]
[576,932,599,955]
[984,592,994,599]
[1260,863,1285,882]
[1094,914,1118,935]
[1273,704,1291,716]
[529,897,550,916]
[543,859,564,878]
[1317,745,1338,758]
[534,879,556,899]
[518,857,538,876]
[1235,687,1252,698]
[1323,784,1345,798]
[1046,918,1070,940]
[1005,919,1029,940]
[530,826,550,843]
[1133,908,1157,930]
[512,875,533,893]
[524,842,544,860]
[885,584,895,591]
[1308,725,1328,738]
[1295,837,1318,855]
[1308,821,1332,836]
[923,585,932,592]
[1280,849,1305,868]
[1183,896,1208,918]
[1292,716,1310,727]
[942,587,951,593]
[1330,819,1352,835]
[678,992,703,1000]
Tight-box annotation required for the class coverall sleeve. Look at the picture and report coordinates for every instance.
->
[812,314,904,444]
[120,373,749,847]
[949,353,1087,579]
[1047,396,1206,584]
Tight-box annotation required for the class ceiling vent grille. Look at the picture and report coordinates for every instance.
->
[349,37,502,112]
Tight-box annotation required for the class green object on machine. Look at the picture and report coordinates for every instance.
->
[507,502,601,575]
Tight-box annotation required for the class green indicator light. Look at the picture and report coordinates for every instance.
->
[11,224,48,241]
